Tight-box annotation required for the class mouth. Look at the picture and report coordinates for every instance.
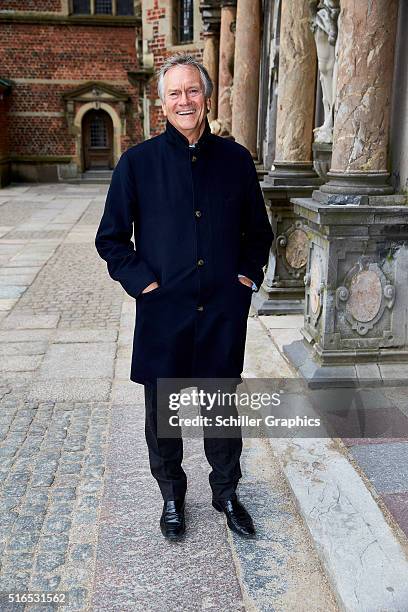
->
[176,110,196,116]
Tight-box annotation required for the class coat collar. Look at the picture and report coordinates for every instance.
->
[165,117,212,149]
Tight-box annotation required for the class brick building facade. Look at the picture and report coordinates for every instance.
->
[0,0,203,186]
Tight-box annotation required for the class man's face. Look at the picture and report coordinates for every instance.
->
[161,65,210,139]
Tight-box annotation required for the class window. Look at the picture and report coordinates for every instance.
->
[90,116,108,148]
[71,0,134,15]
[174,0,194,45]
[117,0,134,15]
[95,0,112,14]
[72,0,90,13]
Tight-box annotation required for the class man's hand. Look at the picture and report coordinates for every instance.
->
[141,281,159,294]
[238,275,254,288]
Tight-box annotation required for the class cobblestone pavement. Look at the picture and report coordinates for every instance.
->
[0,184,337,612]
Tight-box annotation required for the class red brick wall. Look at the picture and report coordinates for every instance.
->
[1,0,62,11]
[145,2,204,137]
[2,24,138,80]
[0,22,143,158]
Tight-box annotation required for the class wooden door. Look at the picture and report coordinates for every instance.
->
[82,109,113,170]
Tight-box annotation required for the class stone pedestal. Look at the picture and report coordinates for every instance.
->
[231,0,261,156]
[288,197,408,365]
[254,185,315,315]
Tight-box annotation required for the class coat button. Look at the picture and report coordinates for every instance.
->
[197,305,204,311]
[195,210,202,218]
[197,259,204,266]
[192,155,197,162]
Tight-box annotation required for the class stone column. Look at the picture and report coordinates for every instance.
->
[320,0,399,197]
[231,0,261,156]
[200,1,221,123]
[285,0,408,373]
[270,0,318,183]
[253,0,320,315]
[216,0,236,136]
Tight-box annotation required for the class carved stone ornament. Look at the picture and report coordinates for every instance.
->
[336,259,395,336]
[305,246,324,326]
[276,221,309,279]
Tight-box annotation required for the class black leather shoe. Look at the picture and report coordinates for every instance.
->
[212,498,255,538]
[160,499,186,540]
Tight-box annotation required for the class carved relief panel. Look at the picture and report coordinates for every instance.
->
[336,259,395,338]
[304,240,325,338]
[274,216,309,286]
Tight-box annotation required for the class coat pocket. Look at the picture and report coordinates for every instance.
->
[137,285,163,300]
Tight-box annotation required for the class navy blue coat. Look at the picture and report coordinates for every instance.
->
[95,119,273,384]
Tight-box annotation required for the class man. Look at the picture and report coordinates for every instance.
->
[95,54,273,541]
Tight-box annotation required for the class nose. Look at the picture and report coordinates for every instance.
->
[179,90,189,105]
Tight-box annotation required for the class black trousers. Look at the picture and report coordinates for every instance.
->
[144,382,243,502]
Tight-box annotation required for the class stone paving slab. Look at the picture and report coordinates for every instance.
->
[0,227,14,237]
[381,492,408,539]
[1,314,60,330]
[0,277,32,287]
[0,341,48,356]
[0,330,54,343]
[259,314,304,329]
[54,329,118,344]
[0,355,43,372]
[109,380,145,405]
[28,380,112,403]
[36,343,116,380]
[0,266,41,276]
[0,286,27,299]
[0,299,19,311]
[350,442,408,494]
[243,317,295,379]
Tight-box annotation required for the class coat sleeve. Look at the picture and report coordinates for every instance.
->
[95,151,157,299]
[238,151,274,291]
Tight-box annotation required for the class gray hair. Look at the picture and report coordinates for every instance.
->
[157,54,213,102]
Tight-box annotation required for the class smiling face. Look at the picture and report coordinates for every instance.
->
[161,64,210,143]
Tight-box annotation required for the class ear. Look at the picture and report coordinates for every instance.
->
[161,102,167,117]
[206,98,211,113]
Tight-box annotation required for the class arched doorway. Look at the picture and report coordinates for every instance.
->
[82,109,114,171]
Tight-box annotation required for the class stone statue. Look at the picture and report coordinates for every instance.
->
[309,0,340,143]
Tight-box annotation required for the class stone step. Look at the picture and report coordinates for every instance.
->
[63,170,113,185]
[83,170,113,179]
